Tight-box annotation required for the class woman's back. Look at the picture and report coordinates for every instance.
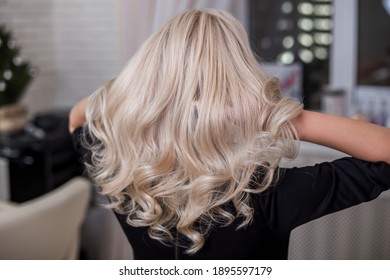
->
[80,9,302,255]
[110,157,390,259]
[69,9,390,259]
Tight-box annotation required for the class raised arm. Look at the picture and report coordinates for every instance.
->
[68,96,89,133]
[293,110,390,164]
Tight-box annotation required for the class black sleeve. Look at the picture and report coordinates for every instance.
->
[70,126,86,155]
[71,125,93,166]
[257,157,390,237]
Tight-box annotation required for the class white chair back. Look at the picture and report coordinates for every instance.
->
[0,177,91,259]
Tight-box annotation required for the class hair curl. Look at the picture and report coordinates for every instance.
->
[83,9,302,254]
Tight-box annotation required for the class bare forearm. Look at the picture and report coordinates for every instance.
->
[68,96,89,133]
[294,110,390,164]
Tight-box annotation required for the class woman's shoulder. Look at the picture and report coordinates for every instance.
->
[253,157,390,236]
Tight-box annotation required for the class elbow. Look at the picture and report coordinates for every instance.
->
[369,149,390,165]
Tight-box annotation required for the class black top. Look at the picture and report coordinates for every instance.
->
[72,128,390,259]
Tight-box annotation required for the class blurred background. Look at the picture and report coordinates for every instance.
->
[0,0,389,260]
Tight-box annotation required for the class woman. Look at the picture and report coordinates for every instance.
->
[69,9,390,259]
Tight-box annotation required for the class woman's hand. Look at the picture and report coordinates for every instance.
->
[68,96,89,133]
[293,110,390,164]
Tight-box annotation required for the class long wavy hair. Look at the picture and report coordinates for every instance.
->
[83,9,302,253]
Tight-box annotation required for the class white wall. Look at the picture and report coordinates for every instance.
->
[0,0,121,115]
[0,0,247,115]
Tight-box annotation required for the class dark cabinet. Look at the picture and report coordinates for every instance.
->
[0,110,83,202]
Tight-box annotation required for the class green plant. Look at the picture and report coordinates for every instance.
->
[0,24,36,107]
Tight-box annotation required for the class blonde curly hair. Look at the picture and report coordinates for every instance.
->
[83,9,302,254]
